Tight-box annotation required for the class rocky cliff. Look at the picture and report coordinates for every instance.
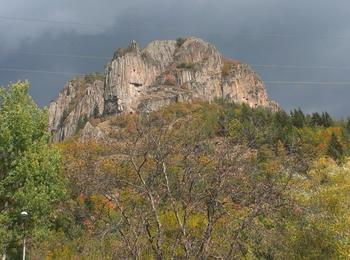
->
[49,37,277,142]
[48,74,104,141]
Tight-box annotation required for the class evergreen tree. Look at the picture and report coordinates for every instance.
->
[321,112,333,127]
[346,118,350,132]
[327,133,344,161]
[274,110,291,128]
[290,108,305,128]
[310,112,322,127]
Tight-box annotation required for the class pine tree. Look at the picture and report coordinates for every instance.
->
[290,108,305,128]
[310,112,322,127]
[321,112,333,127]
[327,133,344,161]
[346,118,350,132]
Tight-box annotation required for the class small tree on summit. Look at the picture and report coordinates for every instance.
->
[327,133,344,162]
[176,37,187,47]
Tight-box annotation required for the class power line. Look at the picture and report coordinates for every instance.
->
[0,67,83,76]
[5,49,350,71]
[12,51,110,60]
[0,16,160,30]
[6,51,350,71]
[266,81,350,85]
[236,33,350,41]
[0,15,107,28]
[252,64,350,70]
[2,15,350,41]
[1,67,350,87]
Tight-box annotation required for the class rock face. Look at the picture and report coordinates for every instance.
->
[80,122,105,141]
[49,37,277,141]
[48,75,104,142]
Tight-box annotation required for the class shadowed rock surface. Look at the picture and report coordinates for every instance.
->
[49,37,278,142]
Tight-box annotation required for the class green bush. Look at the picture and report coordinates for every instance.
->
[176,62,194,69]
[176,37,187,47]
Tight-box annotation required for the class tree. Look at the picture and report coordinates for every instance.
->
[346,118,350,132]
[284,158,350,259]
[57,105,298,258]
[0,82,65,258]
[327,133,343,162]
[321,112,333,127]
[290,108,305,128]
[309,112,333,128]
[310,112,322,127]
[36,101,350,258]
[176,37,187,47]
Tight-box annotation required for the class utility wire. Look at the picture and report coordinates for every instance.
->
[252,64,350,70]
[266,81,350,85]
[0,15,107,28]
[2,15,350,40]
[12,51,110,60]
[0,67,83,76]
[2,15,350,68]
[6,51,350,71]
[0,16,162,30]
[1,67,350,87]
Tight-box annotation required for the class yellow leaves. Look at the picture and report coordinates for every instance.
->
[313,156,336,169]
[275,140,286,157]
[49,99,350,257]
[119,188,145,206]
[198,154,211,166]
[288,159,350,258]
[159,209,208,239]
[308,157,338,185]
[188,212,206,230]
[234,107,241,116]
[307,127,345,154]
[59,139,105,159]
[45,244,75,260]
[100,158,117,173]
[227,118,242,138]
[160,210,178,230]
[263,160,280,175]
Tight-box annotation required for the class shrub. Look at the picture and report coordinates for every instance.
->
[222,58,241,76]
[327,133,344,161]
[76,115,88,133]
[84,72,104,84]
[176,62,194,69]
[176,37,187,47]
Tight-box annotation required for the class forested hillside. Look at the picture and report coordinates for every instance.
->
[1,82,350,259]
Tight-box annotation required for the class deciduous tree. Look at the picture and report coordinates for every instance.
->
[0,82,65,259]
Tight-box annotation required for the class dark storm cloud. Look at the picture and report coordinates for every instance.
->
[1,0,350,117]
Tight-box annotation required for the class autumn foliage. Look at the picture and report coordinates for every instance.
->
[41,101,350,258]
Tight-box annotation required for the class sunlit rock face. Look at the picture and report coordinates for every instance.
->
[48,76,104,142]
[49,37,277,141]
[104,40,177,114]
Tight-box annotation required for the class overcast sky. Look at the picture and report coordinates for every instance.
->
[1,0,350,117]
